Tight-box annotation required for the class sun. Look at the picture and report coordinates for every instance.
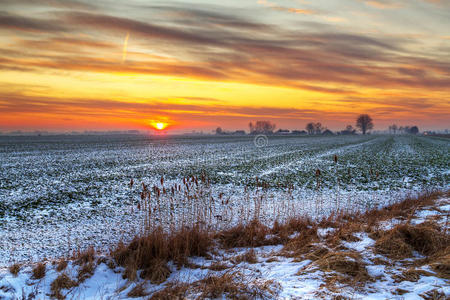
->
[151,122,168,130]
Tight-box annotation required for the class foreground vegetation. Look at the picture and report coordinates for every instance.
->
[1,190,448,299]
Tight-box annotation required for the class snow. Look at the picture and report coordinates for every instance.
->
[1,135,448,266]
[2,197,448,299]
[0,134,449,298]
[341,232,375,252]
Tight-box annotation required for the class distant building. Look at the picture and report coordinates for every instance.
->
[275,129,290,135]
[292,130,307,135]
[233,130,246,135]
[322,129,335,135]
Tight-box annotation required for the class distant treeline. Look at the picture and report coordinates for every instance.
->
[216,115,422,136]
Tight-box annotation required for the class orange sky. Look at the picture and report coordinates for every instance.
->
[0,0,449,133]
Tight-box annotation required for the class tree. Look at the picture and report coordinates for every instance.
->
[306,123,315,135]
[215,127,223,135]
[314,123,323,135]
[356,114,373,135]
[391,124,397,134]
[341,125,355,135]
[249,121,276,134]
[409,126,419,135]
[403,126,411,134]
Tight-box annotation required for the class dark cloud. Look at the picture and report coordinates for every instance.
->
[136,5,272,31]
[1,3,449,93]
[64,11,227,47]
[1,0,96,10]
[0,12,66,32]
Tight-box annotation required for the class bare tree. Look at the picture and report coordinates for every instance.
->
[306,123,315,135]
[314,122,323,135]
[249,121,276,134]
[356,114,373,135]
[392,124,397,134]
[341,125,355,135]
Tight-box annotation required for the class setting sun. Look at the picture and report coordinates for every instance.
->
[153,122,167,130]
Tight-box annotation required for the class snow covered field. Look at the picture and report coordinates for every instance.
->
[0,134,448,266]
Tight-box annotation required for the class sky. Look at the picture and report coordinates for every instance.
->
[0,0,449,133]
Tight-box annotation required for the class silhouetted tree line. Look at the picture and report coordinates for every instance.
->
[388,124,419,135]
[216,114,380,136]
[249,121,276,134]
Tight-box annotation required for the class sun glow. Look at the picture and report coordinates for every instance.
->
[152,122,168,130]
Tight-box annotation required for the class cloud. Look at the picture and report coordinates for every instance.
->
[63,11,227,47]
[2,13,449,92]
[363,0,403,9]
[257,0,316,14]
[1,0,96,10]
[1,1,449,131]
[0,12,66,32]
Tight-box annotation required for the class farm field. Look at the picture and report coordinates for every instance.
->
[0,134,448,266]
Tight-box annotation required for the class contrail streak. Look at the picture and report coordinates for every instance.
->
[122,31,130,63]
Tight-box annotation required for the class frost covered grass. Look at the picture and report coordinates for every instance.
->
[0,134,448,265]
[0,134,449,298]
[1,191,448,299]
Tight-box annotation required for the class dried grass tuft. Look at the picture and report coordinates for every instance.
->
[218,219,272,248]
[232,249,258,264]
[375,221,449,259]
[77,262,95,283]
[317,251,369,281]
[56,259,68,272]
[429,251,450,279]
[32,262,46,280]
[141,259,171,284]
[149,282,189,300]
[8,264,20,277]
[50,273,78,300]
[127,282,148,298]
[195,271,279,299]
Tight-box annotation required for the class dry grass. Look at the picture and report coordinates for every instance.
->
[127,282,148,298]
[148,272,279,299]
[375,221,449,259]
[8,264,20,277]
[305,246,330,261]
[77,262,96,283]
[112,225,211,283]
[50,273,78,300]
[429,250,450,279]
[194,271,279,299]
[394,268,434,282]
[32,262,46,280]
[420,289,447,300]
[106,189,447,290]
[316,251,369,281]
[140,259,171,284]
[283,226,319,256]
[74,246,95,266]
[232,249,258,264]
[149,282,189,300]
[217,219,272,248]
[374,228,414,259]
[208,262,229,271]
[56,259,68,272]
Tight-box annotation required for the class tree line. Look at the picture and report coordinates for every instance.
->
[388,124,419,135]
[216,114,419,136]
